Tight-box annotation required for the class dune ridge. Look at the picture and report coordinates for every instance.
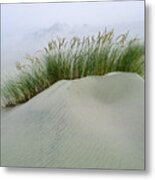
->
[1,72,144,169]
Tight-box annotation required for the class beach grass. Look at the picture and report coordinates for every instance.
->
[1,30,144,107]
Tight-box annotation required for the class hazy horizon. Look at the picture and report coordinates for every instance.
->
[1,1,144,37]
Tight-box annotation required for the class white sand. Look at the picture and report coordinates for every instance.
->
[1,72,144,169]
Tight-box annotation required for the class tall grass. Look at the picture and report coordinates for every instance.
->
[1,30,144,107]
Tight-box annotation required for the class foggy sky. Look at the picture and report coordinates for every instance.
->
[1,1,144,37]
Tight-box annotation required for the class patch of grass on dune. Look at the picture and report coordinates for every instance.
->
[1,30,144,107]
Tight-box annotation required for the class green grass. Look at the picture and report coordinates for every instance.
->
[1,30,144,107]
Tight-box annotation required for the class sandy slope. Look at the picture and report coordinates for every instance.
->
[1,72,144,169]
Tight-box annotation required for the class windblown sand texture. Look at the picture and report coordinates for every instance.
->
[1,72,144,169]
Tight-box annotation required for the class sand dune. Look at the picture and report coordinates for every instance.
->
[1,72,144,169]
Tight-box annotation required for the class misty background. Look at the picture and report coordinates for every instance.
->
[1,1,144,75]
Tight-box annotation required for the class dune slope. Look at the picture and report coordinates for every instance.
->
[1,72,144,169]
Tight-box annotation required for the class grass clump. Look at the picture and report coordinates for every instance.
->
[1,30,144,107]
